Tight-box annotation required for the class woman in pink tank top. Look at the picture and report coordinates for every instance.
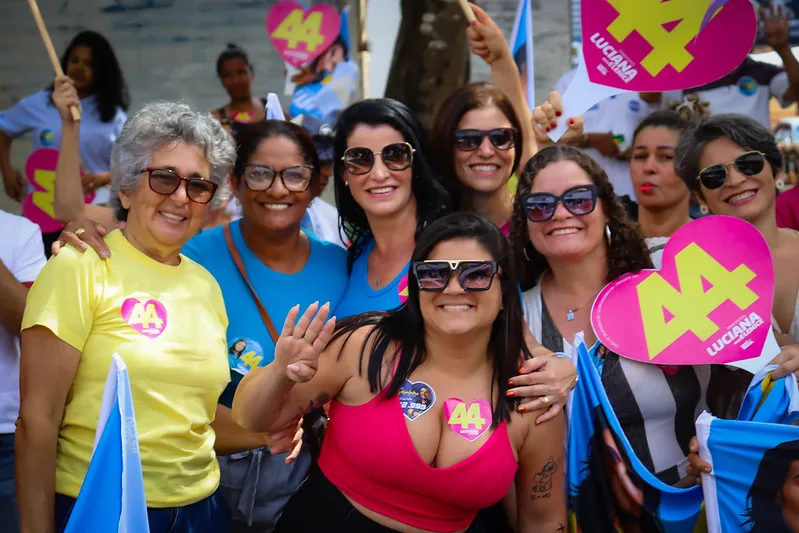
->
[233,213,567,533]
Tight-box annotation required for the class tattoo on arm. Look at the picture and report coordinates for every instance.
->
[530,455,558,500]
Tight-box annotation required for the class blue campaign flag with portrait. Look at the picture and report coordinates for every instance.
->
[697,366,799,533]
[64,354,149,533]
[567,336,703,532]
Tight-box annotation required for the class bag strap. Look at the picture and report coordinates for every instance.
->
[223,224,279,343]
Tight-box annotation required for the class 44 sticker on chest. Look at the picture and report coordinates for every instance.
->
[121,297,167,338]
[444,398,493,442]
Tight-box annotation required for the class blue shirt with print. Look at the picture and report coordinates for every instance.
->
[183,220,348,407]
[335,239,411,318]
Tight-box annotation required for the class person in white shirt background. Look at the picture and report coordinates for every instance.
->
[662,2,799,128]
[0,210,46,533]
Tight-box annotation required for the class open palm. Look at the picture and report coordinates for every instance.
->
[275,302,336,383]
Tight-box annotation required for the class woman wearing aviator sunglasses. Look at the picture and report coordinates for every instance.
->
[674,113,799,346]
[234,213,567,533]
[17,101,238,532]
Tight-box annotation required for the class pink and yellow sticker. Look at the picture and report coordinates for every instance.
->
[443,398,492,442]
[121,297,168,339]
[266,1,341,68]
[591,216,779,372]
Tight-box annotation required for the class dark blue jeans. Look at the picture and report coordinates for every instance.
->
[55,489,230,533]
[0,433,19,533]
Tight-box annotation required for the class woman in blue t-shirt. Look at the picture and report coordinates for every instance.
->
[332,98,452,317]
[0,30,129,255]
[182,120,348,532]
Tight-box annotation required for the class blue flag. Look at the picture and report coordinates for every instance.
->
[697,367,799,532]
[508,0,535,104]
[64,354,149,533]
[567,336,703,532]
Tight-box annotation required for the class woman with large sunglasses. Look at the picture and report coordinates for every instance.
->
[17,100,236,532]
[511,144,731,489]
[674,113,799,344]
[233,213,567,533]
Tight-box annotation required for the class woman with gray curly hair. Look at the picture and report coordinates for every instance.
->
[16,76,236,533]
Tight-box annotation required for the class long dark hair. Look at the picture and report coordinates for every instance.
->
[743,439,799,532]
[232,121,321,187]
[430,82,523,209]
[333,98,452,272]
[52,31,129,123]
[333,213,526,425]
[510,145,652,291]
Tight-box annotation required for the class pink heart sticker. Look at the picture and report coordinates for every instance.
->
[591,216,774,367]
[266,1,341,68]
[22,148,93,233]
[443,398,492,443]
[580,0,757,91]
[121,298,168,339]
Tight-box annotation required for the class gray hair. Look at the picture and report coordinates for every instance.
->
[110,101,236,221]
[674,113,782,195]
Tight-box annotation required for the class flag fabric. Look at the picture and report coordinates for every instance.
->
[265,93,285,121]
[508,0,535,104]
[697,367,799,533]
[64,354,149,533]
[566,335,704,532]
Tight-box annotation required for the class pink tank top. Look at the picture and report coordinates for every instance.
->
[318,392,518,532]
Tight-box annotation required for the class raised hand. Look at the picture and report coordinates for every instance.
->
[275,302,336,383]
[532,91,585,144]
[52,75,81,123]
[761,2,792,52]
[465,3,510,65]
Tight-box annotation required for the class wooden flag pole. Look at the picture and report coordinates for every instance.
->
[457,0,477,23]
[25,0,81,121]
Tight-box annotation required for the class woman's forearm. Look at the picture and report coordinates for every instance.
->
[15,415,59,533]
[53,122,87,224]
[212,404,269,456]
[490,55,537,169]
[232,363,297,433]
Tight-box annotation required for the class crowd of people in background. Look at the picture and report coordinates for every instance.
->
[1,1,799,532]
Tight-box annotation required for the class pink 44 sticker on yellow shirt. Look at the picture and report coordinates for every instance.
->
[443,398,492,443]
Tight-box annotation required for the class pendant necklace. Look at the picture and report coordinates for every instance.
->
[374,276,382,287]
[566,291,600,322]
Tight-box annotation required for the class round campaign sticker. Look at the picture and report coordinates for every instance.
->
[121,297,167,338]
[628,100,641,113]
[399,379,435,421]
[39,129,55,147]
[228,338,266,375]
[738,76,758,97]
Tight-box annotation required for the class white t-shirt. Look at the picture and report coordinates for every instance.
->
[0,210,46,433]
[555,70,652,199]
[662,58,791,129]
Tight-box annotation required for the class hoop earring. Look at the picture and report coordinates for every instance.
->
[605,225,612,245]
[699,204,709,215]
[522,244,533,262]
[776,177,786,190]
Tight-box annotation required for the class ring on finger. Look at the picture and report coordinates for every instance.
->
[304,332,314,343]
[74,228,86,236]
[542,395,551,407]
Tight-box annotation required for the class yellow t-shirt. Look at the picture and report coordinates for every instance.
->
[22,230,230,507]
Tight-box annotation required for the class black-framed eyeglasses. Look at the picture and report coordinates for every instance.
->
[142,168,218,204]
[341,142,415,175]
[454,128,518,151]
[697,151,766,190]
[242,165,314,192]
[412,260,499,292]
[521,184,599,222]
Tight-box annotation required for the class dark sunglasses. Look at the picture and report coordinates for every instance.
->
[697,151,766,190]
[521,184,600,222]
[412,260,499,292]
[143,168,218,204]
[454,128,517,151]
[242,165,313,192]
[341,142,415,175]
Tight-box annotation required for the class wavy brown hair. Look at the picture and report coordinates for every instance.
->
[510,145,653,291]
